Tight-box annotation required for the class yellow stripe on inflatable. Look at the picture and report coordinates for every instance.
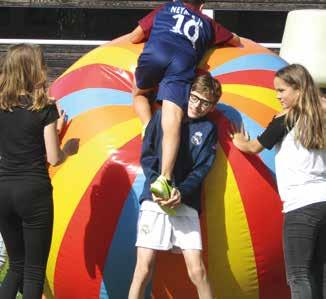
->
[222,84,281,112]
[205,145,259,299]
[46,118,142,293]
[60,46,139,78]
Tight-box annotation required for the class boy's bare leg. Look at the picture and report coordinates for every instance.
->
[132,86,154,126]
[183,249,214,299]
[161,100,184,180]
[128,247,156,299]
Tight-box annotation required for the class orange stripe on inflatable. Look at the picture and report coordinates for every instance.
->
[221,92,277,127]
[100,41,144,56]
[49,106,136,178]
[200,38,272,71]
[60,46,139,78]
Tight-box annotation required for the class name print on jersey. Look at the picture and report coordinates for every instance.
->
[170,6,203,49]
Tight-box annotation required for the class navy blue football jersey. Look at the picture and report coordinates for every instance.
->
[139,0,232,62]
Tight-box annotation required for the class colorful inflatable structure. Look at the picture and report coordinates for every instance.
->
[47,38,290,299]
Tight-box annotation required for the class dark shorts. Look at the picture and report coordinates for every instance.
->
[135,41,196,110]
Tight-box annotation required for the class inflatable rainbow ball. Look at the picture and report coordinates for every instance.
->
[47,38,290,299]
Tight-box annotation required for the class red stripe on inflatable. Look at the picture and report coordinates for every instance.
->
[53,136,141,299]
[49,64,133,100]
[209,112,290,299]
[217,70,275,89]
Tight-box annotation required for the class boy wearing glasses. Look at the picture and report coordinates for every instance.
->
[129,73,221,299]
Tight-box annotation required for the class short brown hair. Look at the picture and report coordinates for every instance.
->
[191,73,222,103]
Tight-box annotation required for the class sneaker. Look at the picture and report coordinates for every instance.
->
[150,175,176,216]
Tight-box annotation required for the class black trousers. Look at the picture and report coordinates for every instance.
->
[0,177,53,299]
[284,202,326,299]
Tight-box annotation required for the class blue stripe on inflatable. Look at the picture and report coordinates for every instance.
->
[100,172,152,299]
[57,88,132,120]
[217,103,276,175]
[211,54,288,77]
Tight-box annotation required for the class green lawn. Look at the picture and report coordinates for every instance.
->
[0,259,7,281]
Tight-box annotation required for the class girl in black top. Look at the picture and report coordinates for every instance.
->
[0,44,77,299]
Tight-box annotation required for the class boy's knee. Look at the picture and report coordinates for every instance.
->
[187,264,207,285]
[134,262,154,282]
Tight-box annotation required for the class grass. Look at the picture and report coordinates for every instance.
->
[0,259,8,281]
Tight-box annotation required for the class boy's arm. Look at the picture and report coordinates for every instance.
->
[210,19,241,47]
[226,32,241,47]
[140,112,161,183]
[109,26,145,45]
[110,4,164,45]
[177,127,217,199]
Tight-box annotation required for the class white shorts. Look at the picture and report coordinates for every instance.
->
[135,210,202,251]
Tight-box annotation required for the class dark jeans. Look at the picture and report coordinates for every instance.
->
[0,178,53,299]
[284,202,326,299]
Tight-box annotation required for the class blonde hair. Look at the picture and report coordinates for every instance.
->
[0,43,51,111]
[191,73,222,103]
[276,64,326,149]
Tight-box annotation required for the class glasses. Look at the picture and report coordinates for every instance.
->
[189,93,214,109]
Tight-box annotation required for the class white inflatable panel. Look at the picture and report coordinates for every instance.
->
[280,10,326,87]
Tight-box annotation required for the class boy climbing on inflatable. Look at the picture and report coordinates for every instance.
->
[111,0,240,212]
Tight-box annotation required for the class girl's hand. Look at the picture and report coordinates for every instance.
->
[229,122,250,143]
[229,122,264,154]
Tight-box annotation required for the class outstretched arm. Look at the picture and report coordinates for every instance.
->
[231,114,288,154]
[109,26,145,45]
[231,132,264,154]
[226,33,241,47]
